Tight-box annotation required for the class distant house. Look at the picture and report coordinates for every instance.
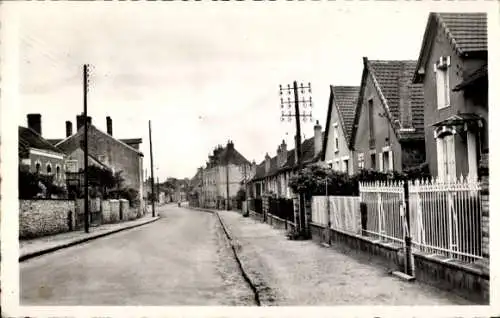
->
[19,114,66,187]
[350,58,426,173]
[250,122,324,199]
[413,12,488,181]
[53,114,144,204]
[321,86,359,175]
[200,141,255,209]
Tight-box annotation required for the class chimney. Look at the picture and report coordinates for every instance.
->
[265,153,271,173]
[27,114,42,136]
[314,120,322,156]
[227,140,234,149]
[65,121,73,137]
[106,116,113,136]
[76,114,92,130]
[399,62,412,128]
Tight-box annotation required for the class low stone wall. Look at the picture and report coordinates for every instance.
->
[310,222,489,303]
[267,213,294,231]
[119,199,129,221]
[413,252,489,304]
[109,199,120,223]
[249,209,264,223]
[20,199,75,239]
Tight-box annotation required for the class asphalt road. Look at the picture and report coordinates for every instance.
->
[20,205,255,305]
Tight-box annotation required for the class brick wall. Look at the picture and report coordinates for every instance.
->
[20,199,75,239]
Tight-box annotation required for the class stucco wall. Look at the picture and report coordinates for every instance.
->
[28,152,66,186]
[421,25,487,178]
[19,199,74,239]
[324,100,355,175]
[353,74,403,173]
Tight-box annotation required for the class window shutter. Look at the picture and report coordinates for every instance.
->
[447,135,456,181]
[436,137,444,180]
[378,153,383,172]
[436,69,444,109]
[388,151,393,171]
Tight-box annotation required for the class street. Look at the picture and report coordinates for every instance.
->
[20,205,255,306]
[20,204,473,306]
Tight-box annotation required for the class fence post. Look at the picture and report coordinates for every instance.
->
[360,202,367,236]
[403,180,413,277]
[377,192,382,240]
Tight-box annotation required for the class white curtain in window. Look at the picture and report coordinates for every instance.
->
[378,153,383,172]
[445,135,456,181]
[436,69,445,109]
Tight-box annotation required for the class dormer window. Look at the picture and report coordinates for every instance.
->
[434,56,451,110]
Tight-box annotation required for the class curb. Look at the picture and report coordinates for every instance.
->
[214,211,262,306]
[19,217,161,262]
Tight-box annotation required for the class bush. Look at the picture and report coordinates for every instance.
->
[19,170,68,199]
[289,163,432,197]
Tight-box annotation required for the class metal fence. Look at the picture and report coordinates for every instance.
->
[249,198,263,214]
[359,181,406,246]
[269,197,294,221]
[409,177,483,262]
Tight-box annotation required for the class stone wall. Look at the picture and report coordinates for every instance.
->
[119,199,129,221]
[20,199,75,239]
[109,199,120,223]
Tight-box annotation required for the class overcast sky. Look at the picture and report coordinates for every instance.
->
[14,1,493,181]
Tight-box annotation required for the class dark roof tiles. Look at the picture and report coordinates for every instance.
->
[332,86,358,143]
[436,13,487,54]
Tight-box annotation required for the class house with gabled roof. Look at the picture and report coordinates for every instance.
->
[54,114,144,204]
[350,58,426,173]
[19,114,67,187]
[200,140,256,209]
[412,12,488,181]
[250,122,324,199]
[321,86,359,174]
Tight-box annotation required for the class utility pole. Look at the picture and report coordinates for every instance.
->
[149,120,155,217]
[226,145,230,210]
[279,81,313,237]
[157,176,160,204]
[83,64,90,233]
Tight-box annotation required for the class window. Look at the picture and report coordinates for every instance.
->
[437,133,456,181]
[46,163,52,174]
[334,159,340,171]
[35,162,41,174]
[434,56,451,110]
[370,153,376,169]
[343,158,349,173]
[368,99,374,141]
[56,165,61,180]
[358,153,365,169]
[333,123,339,153]
[380,149,393,172]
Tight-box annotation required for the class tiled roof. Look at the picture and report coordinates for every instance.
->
[19,126,65,157]
[333,86,358,143]
[414,13,487,83]
[252,132,324,181]
[46,139,62,146]
[454,63,488,91]
[368,60,425,135]
[436,13,487,55]
[322,86,358,159]
[217,146,250,166]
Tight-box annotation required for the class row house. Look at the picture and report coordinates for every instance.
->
[251,122,324,199]
[199,140,255,208]
[321,86,359,174]
[412,12,488,181]
[349,58,426,173]
[18,114,67,187]
[48,114,145,205]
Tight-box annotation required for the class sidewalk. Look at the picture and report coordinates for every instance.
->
[20,215,160,261]
[216,210,474,306]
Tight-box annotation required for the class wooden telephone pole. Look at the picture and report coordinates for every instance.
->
[149,120,155,217]
[83,64,90,233]
[279,81,313,237]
